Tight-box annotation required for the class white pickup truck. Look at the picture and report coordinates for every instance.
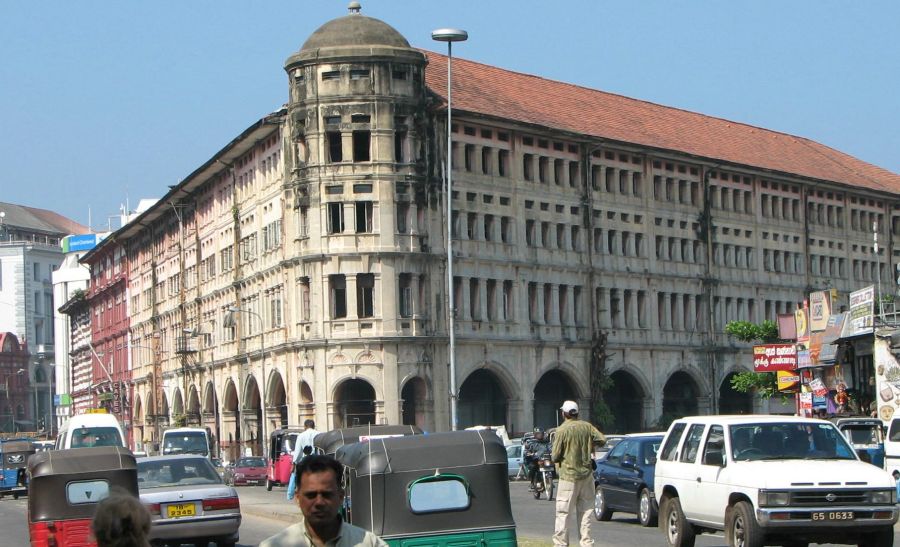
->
[655,415,897,547]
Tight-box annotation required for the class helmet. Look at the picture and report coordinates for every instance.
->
[533,428,544,435]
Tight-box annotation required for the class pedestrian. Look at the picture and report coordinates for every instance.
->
[291,419,320,465]
[551,400,605,547]
[91,489,152,547]
[261,454,388,547]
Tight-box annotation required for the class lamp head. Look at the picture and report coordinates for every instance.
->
[431,28,468,43]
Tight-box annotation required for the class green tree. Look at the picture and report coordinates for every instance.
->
[724,320,782,399]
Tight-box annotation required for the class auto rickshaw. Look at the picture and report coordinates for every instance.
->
[335,430,517,547]
[28,446,138,547]
[313,424,422,456]
[0,438,34,499]
[266,427,303,490]
[830,416,885,467]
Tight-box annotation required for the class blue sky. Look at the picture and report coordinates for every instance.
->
[3,1,898,230]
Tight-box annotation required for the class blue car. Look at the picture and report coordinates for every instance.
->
[593,433,664,527]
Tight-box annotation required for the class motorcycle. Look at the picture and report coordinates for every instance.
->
[531,456,555,500]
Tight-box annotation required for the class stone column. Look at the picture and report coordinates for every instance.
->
[536,283,546,325]
[549,284,560,325]
[674,293,684,331]
[346,274,359,320]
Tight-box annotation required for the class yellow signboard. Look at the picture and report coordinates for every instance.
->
[777,370,800,392]
[85,408,109,414]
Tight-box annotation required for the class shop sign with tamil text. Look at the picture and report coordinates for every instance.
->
[753,344,797,372]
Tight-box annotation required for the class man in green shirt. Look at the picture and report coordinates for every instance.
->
[551,400,605,547]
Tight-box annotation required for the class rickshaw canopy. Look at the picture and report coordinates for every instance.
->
[28,446,138,521]
[1,439,35,469]
[314,424,422,456]
[335,430,515,539]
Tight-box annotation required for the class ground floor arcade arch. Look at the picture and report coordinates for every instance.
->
[533,369,578,431]
[458,369,508,429]
[605,370,646,434]
[333,378,376,428]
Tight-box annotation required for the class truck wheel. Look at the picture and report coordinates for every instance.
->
[638,487,657,527]
[594,485,612,521]
[858,527,894,547]
[661,496,695,547]
[726,501,763,547]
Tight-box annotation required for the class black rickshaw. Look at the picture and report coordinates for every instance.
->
[313,424,422,456]
[335,430,517,547]
[28,446,138,547]
[0,438,34,499]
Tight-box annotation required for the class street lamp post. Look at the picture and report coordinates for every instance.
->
[184,326,221,457]
[432,27,468,431]
[227,306,267,459]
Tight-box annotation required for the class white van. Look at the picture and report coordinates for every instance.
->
[161,427,211,457]
[55,413,126,450]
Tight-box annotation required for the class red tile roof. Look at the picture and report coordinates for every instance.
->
[424,52,900,194]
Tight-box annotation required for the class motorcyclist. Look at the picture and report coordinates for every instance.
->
[524,428,551,490]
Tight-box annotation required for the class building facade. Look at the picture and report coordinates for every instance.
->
[0,202,87,434]
[0,333,30,433]
[81,7,900,456]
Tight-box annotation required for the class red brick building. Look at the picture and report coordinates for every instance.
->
[0,332,31,433]
[81,242,132,446]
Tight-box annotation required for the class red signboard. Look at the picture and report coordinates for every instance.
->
[753,344,797,372]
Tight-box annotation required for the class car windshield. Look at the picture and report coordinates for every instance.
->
[237,457,266,468]
[730,422,856,461]
[71,427,123,448]
[162,432,208,456]
[138,458,222,488]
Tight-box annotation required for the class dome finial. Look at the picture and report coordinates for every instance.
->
[348,1,361,14]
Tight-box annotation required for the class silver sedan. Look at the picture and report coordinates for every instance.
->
[137,455,241,547]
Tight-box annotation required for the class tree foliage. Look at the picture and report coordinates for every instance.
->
[724,319,782,399]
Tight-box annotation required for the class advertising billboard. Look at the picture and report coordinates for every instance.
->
[753,344,797,372]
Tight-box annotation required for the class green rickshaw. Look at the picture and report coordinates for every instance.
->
[335,430,517,547]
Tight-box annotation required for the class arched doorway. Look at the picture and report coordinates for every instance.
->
[401,377,427,428]
[268,371,288,429]
[662,371,699,423]
[298,380,314,424]
[719,372,753,415]
[458,369,508,429]
[533,370,578,430]
[222,380,240,461]
[202,381,220,457]
[244,377,263,456]
[187,386,201,426]
[605,370,645,433]
[132,394,144,450]
[160,393,170,427]
[171,389,184,425]
[334,379,376,428]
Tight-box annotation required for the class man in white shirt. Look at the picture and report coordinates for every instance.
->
[291,420,320,464]
[261,455,387,547]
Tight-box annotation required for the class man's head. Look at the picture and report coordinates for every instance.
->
[304,419,316,430]
[533,428,545,441]
[293,455,343,527]
[560,400,579,420]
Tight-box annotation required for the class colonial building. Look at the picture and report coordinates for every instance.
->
[0,333,30,433]
[0,201,87,434]
[82,6,900,456]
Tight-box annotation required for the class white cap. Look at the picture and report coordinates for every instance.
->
[560,400,578,414]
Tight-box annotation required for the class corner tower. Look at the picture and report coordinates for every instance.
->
[283,4,442,429]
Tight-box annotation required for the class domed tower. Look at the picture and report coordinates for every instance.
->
[283,4,440,429]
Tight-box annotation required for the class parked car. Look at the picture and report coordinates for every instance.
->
[593,432,664,527]
[506,443,524,479]
[224,456,267,486]
[137,455,241,547]
[655,415,897,547]
[594,434,625,461]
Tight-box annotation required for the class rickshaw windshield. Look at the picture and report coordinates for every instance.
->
[408,474,470,513]
[71,427,123,448]
[137,459,221,488]
[843,424,883,445]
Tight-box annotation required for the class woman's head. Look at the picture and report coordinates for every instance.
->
[91,489,152,547]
